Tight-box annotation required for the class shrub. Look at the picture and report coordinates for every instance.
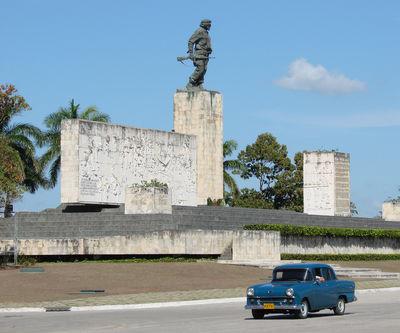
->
[243,224,400,239]
[281,253,400,261]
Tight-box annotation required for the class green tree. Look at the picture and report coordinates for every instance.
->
[0,140,25,214]
[41,99,110,186]
[274,152,303,211]
[232,188,273,209]
[223,140,240,205]
[235,133,292,204]
[0,84,46,216]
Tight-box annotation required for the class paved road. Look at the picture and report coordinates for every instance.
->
[1,291,399,333]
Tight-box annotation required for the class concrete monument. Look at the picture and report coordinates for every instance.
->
[382,201,400,222]
[61,119,197,206]
[125,184,172,214]
[174,90,223,205]
[303,151,350,216]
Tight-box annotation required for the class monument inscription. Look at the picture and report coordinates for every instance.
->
[61,119,197,206]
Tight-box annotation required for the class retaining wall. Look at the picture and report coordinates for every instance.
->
[281,235,400,254]
[0,230,280,259]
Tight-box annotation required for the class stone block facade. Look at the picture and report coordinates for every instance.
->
[125,186,172,214]
[60,119,197,206]
[173,91,223,205]
[382,201,400,222]
[303,151,350,216]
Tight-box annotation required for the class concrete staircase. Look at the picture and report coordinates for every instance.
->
[1,204,399,240]
[217,260,400,280]
[330,265,400,279]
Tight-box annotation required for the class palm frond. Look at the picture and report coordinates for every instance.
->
[80,106,110,122]
[223,140,238,158]
[6,122,45,145]
[8,135,36,156]
[49,156,61,187]
[224,171,240,199]
[44,108,73,130]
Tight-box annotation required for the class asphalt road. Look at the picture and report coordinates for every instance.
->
[1,291,399,333]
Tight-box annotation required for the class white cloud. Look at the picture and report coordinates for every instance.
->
[275,58,366,94]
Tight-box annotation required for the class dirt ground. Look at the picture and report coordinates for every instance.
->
[323,260,400,273]
[0,262,272,303]
[1,260,399,304]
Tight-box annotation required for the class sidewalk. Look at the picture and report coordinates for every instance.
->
[1,280,399,309]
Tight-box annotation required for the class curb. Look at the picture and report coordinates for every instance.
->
[356,287,400,294]
[1,287,400,313]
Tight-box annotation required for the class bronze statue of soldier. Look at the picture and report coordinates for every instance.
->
[177,19,212,91]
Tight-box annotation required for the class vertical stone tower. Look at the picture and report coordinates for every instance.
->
[382,201,400,221]
[303,151,350,217]
[173,91,223,205]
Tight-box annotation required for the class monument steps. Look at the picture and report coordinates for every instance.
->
[1,205,399,241]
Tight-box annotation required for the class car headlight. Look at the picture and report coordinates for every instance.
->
[247,288,254,297]
[285,288,294,297]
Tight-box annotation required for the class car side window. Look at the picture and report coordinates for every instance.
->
[305,270,313,281]
[328,268,336,280]
[314,267,328,282]
[314,267,322,278]
[321,267,330,280]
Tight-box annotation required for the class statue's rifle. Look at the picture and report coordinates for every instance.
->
[177,55,215,64]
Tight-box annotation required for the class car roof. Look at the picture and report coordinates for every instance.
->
[274,263,333,270]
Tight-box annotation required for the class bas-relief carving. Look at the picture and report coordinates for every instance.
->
[66,120,196,206]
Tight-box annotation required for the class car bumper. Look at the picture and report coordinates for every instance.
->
[245,304,302,310]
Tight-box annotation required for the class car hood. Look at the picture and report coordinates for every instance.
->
[249,282,301,297]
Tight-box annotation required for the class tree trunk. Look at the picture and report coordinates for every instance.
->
[4,193,13,218]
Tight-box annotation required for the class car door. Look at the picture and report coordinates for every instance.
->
[322,267,337,307]
[324,267,340,307]
[312,267,331,309]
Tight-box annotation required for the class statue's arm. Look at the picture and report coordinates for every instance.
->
[187,30,200,54]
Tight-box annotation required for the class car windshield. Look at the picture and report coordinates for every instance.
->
[272,269,308,282]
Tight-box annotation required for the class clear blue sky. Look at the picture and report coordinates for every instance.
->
[1,0,399,217]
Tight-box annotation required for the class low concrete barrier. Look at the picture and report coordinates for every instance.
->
[233,230,280,260]
[0,230,281,259]
[281,235,400,254]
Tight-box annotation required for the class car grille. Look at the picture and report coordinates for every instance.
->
[248,297,293,306]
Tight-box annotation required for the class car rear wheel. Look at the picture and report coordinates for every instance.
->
[296,300,309,319]
[252,309,266,319]
[333,297,346,315]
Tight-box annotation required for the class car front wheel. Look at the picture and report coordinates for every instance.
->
[296,300,309,319]
[252,309,266,319]
[333,297,346,315]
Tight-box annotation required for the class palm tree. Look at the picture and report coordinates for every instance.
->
[223,140,240,204]
[0,84,48,216]
[41,99,110,187]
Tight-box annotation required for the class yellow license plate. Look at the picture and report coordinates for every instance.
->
[263,303,275,310]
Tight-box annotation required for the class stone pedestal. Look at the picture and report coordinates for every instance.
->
[303,151,350,216]
[125,186,172,214]
[382,201,400,222]
[173,91,224,205]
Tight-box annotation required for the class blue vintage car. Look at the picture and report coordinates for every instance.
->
[245,263,356,319]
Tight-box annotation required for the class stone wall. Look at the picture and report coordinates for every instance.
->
[382,201,400,222]
[232,230,280,261]
[303,151,350,216]
[173,91,223,205]
[60,119,197,206]
[281,235,400,254]
[0,230,280,259]
[334,153,351,216]
[125,186,172,214]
